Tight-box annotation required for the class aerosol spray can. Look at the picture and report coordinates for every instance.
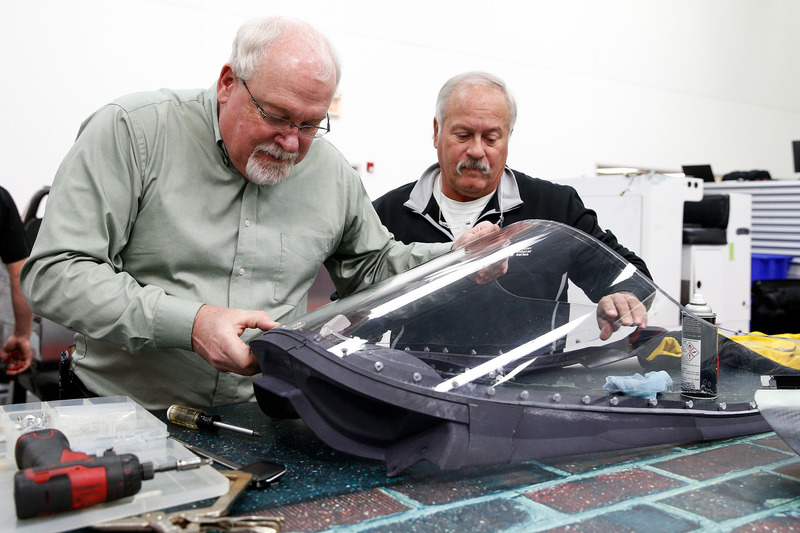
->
[681,293,718,398]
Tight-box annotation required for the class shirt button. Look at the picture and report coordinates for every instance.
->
[244,219,250,227]
[238,268,245,276]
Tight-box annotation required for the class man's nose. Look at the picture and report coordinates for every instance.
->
[465,136,486,159]
[275,128,301,153]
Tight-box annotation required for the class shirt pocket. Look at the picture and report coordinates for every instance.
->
[274,233,334,305]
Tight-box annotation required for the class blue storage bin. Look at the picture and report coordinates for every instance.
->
[751,253,793,282]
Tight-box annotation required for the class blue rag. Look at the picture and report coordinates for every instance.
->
[602,370,673,399]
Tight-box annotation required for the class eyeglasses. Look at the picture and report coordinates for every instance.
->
[240,79,330,138]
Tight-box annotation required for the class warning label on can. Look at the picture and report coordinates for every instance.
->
[682,338,701,389]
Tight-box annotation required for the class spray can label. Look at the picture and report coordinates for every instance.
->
[681,309,717,398]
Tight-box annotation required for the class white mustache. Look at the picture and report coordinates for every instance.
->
[457,158,490,174]
[255,144,298,162]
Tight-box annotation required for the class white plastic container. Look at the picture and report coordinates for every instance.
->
[0,396,229,533]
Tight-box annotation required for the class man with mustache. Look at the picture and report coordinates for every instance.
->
[373,72,652,341]
[20,19,495,409]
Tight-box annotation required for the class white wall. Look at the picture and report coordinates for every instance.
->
[2,0,799,210]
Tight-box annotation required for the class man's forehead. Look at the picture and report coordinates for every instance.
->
[447,87,509,119]
[445,107,509,133]
[246,70,334,120]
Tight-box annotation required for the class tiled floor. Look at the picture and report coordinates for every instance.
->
[167,404,800,533]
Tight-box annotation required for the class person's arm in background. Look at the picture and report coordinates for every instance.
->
[1,185,34,375]
[565,191,652,340]
[2,258,33,374]
[522,177,652,340]
[321,158,497,299]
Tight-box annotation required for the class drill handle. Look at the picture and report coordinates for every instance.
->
[15,429,89,469]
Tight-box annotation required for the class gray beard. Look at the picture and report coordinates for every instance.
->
[245,144,298,185]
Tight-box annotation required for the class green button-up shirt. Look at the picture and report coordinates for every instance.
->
[21,86,449,409]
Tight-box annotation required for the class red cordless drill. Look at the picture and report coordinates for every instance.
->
[13,428,206,519]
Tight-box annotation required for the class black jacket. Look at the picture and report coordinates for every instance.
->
[0,186,31,264]
[373,165,652,281]
[372,165,654,356]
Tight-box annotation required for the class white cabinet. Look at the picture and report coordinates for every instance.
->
[556,175,751,332]
[556,174,704,328]
[680,193,752,334]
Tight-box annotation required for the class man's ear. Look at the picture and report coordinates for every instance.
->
[433,118,440,148]
[217,64,236,104]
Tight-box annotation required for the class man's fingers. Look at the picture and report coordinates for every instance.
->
[2,338,32,375]
[631,301,647,329]
[620,294,647,328]
[596,292,648,339]
[452,222,500,249]
[202,341,259,375]
[191,305,275,375]
[599,320,614,341]
[2,357,31,375]
[231,349,260,375]
[619,296,636,326]
[253,316,280,332]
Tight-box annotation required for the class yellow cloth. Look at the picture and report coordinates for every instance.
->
[644,336,681,362]
[729,332,800,370]
[642,332,800,370]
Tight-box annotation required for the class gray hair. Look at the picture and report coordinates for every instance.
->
[435,71,517,134]
[230,17,341,88]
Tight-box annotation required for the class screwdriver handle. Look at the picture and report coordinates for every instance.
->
[167,404,220,432]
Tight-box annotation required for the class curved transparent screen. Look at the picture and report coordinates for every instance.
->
[276,220,798,409]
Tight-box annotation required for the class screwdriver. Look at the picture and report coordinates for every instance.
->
[167,404,263,437]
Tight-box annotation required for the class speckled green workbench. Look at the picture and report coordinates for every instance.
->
[154,402,800,533]
[157,401,406,512]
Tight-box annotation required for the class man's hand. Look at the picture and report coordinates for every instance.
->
[596,291,648,341]
[1,335,32,375]
[191,304,279,375]
[451,221,500,249]
[4,257,33,375]
[453,221,507,285]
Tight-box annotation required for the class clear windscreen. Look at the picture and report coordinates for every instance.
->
[279,220,798,409]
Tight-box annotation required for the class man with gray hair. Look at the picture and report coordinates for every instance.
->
[373,71,652,340]
[21,19,495,409]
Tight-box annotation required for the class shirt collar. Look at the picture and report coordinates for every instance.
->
[404,163,523,214]
[204,85,231,167]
